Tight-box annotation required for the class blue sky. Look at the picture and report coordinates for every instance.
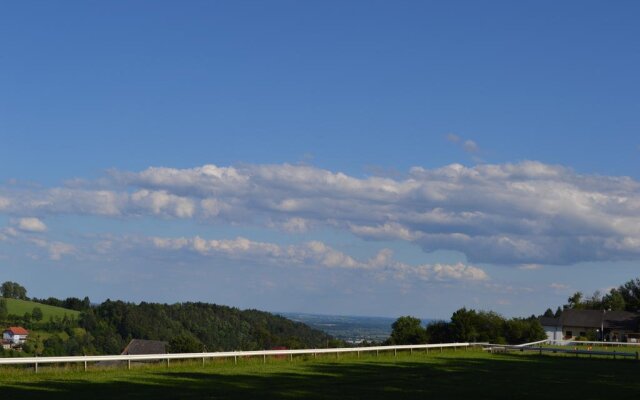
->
[1,1,639,319]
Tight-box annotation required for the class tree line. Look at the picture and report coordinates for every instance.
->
[387,308,546,346]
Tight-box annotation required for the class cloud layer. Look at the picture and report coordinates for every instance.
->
[151,235,488,282]
[2,161,640,265]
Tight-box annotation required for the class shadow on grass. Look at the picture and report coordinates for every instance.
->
[1,354,639,399]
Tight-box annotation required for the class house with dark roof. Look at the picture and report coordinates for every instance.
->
[97,339,169,368]
[539,310,640,342]
[539,316,562,341]
[122,339,168,355]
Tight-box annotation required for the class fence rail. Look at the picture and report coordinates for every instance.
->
[481,340,640,360]
[547,340,640,347]
[0,342,472,371]
[523,346,638,359]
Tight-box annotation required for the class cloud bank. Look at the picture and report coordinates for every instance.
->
[151,236,488,282]
[2,161,640,265]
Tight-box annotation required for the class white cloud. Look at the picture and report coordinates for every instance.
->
[17,217,47,232]
[0,196,10,210]
[131,190,195,218]
[446,134,480,154]
[281,218,310,233]
[518,264,543,270]
[3,161,640,266]
[463,140,479,153]
[550,283,569,290]
[150,235,488,282]
[29,238,76,260]
[446,133,461,143]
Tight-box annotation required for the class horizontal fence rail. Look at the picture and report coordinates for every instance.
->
[0,342,472,371]
[482,340,639,360]
[526,346,638,359]
[547,340,640,347]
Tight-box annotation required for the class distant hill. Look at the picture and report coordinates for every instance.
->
[3,298,81,321]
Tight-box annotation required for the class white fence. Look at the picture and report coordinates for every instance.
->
[0,342,472,372]
[547,339,640,347]
[483,339,640,360]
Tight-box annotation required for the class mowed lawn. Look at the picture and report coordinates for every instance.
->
[1,349,639,399]
[3,298,80,320]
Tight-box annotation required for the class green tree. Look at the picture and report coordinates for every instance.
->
[451,308,480,341]
[542,308,554,318]
[0,298,7,321]
[1,281,27,300]
[566,292,584,309]
[602,289,625,311]
[389,316,427,345]
[425,321,452,344]
[168,334,203,353]
[32,307,43,322]
[618,278,640,312]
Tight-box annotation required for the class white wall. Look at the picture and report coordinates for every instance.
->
[543,325,562,341]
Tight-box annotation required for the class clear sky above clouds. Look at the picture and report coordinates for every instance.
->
[1,1,639,318]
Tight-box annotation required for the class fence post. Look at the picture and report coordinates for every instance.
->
[128,359,131,370]
[263,354,266,364]
[234,355,238,365]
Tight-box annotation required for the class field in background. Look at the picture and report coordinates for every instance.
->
[3,298,81,321]
[1,348,639,399]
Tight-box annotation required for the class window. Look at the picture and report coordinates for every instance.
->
[565,330,573,338]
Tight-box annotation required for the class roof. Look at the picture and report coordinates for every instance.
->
[121,339,168,355]
[539,317,561,327]
[3,327,29,335]
[560,309,639,331]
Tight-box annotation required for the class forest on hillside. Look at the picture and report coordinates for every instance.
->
[1,282,334,356]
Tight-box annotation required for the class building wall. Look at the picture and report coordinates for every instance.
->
[12,334,27,344]
[543,325,562,341]
[562,325,594,340]
[2,332,27,344]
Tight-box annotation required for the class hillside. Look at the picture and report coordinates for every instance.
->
[85,301,334,354]
[3,298,81,321]
[1,289,334,356]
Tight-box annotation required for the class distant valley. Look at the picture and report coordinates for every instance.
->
[279,312,433,344]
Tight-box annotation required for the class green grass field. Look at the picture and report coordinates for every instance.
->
[3,298,81,321]
[1,349,639,399]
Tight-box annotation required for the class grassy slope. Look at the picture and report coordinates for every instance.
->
[0,349,639,399]
[3,298,81,321]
